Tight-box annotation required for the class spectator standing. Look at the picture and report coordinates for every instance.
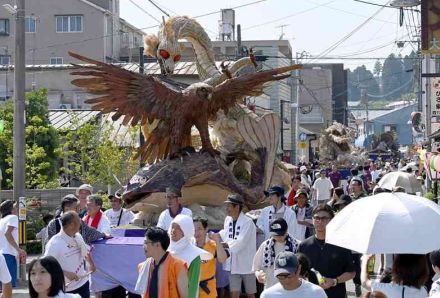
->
[0,253,12,298]
[291,190,313,241]
[350,177,367,201]
[156,187,192,231]
[135,227,188,298]
[257,186,297,241]
[76,184,93,218]
[328,165,342,188]
[429,250,440,297]
[286,175,302,207]
[300,166,311,189]
[168,214,212,298]
[104,194,134,227]
[28,256,81,298]
[194,216,228,298]
[260,251,327,298]
[253,218,300,289]
[44,211,96,298]
[361,254,428,298]
[0,200,26,288]
[83,195,111,234]
[46,195,105,245]
[218,193,257,298]
[298,204,355,298]
[312,169,334,205]
[36,214,54,253]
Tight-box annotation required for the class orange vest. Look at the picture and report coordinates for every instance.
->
[142,254,187,298]
[199,240,217,298]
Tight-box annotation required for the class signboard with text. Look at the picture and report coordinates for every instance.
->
[431,78,440,120]
[422,0,440,54]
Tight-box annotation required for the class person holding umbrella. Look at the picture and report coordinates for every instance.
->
[361,254,428,297]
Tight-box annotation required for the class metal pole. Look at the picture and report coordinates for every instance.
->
[295,52,301,164]
[13,0,26,282]
[280,101,284,158]
[139,47,145,167]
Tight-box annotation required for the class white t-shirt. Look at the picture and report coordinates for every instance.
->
[0,253,11,283]
[371,281,428,298]
[312,178,333,201]
[157,207,192,231]
[104,208,135,226]
[44,231,89,292]
[260,279,328,297]
[0,214,19,256]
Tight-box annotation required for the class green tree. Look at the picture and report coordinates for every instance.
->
[347,65,379,101]
[0,89,60,188]
[373,60,382,77]
[60,114,139,190]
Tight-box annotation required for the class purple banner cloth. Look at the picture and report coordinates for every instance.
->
[110,228,146,238]
[90,237,145,293]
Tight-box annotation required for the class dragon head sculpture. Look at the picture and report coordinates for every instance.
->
[144,17,185,74]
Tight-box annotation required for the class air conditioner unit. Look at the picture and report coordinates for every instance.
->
[59,104,72,109]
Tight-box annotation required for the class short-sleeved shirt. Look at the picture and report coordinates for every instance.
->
[0,253,11,283]
[298,235,355,298]
[104,208,135,226]
[44,232,88,292]
[260,280,328,298]
[156,207,192,231]
[0,214,19,256]
[328,171,342,188]
[312,178,334,201]
[371,281,427,298]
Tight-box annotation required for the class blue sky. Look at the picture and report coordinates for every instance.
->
[120,0,419,71]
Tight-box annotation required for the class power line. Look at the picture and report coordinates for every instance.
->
[194,0,267,18]
[147,0,170,17]
[128,0,161,23]
[312,1,391,62]
[242,0,337,31]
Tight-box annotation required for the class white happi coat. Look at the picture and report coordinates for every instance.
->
[220,212,256,274]
[256,205,298,241]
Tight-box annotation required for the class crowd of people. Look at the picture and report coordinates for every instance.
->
[0,159,438,298]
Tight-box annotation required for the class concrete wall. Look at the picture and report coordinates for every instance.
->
[0,0,109,65]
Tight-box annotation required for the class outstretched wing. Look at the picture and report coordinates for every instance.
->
[69,51,181,126]
[69,52,184,162]
[209,64,302,117]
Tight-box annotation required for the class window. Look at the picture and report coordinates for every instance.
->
[0,19,10,35]
[25,17,36,33]
[0,55,10,65]
[383,124,396,132]
[55,15,82,32]
[50,57,63,65]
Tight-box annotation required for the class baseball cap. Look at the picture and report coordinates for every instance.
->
[270,218,288,236]
[166,187,182,198]
[274,251,299,277]
[224,193,245,205]
[76,184,93,196]
[264,185,285,197]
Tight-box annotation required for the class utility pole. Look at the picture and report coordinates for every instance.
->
[12,0,26,282]
[13,0,25,205]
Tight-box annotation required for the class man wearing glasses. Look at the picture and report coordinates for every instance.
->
[298,204,355,298]
[260,251,327,297]
[136,227,188,298]
[157,187,192,230]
